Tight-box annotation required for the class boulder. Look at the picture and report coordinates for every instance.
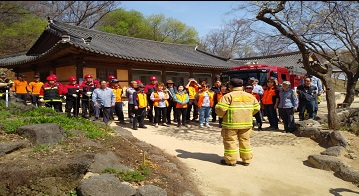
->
[89,151,130,173]
[16,123,67,146]
[135,184,167,196]
[77,174,136,196]
[320,146,346,157]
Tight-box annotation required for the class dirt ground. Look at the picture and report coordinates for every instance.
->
[120,94,359,196]
[1,93,358,195]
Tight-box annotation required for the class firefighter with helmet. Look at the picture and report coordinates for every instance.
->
[144,76,158,123]
[80,74,99,119]
[39,75,64,112]
[63,76,82,117]
[215,78,260,166]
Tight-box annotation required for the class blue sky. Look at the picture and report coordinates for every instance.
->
[120,1,243,38]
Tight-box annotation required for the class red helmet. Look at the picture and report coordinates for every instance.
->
[136,80,143,84]
[84,74,93,78]
[69,76,76,81]
[46,76,55,81]
[150,76,157,81]
[50,74,57,80]
[108,75,116,80]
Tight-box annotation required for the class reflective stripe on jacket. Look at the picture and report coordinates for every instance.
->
[41,84,62,102]
[215,87,260,129]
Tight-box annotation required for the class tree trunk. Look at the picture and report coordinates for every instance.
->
[343,77,357,107]
[324,79,340,129]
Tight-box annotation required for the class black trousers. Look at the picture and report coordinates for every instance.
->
[133,108,146,128]
[253,111,263,128]
[175,108,187,125]
[166,101,177,123]
[128,103,134,121]
[16,93,27,104]
[298,100,315,121]
[30,94,40,107]
[81,99,94,117]
[154,107,167,124]
[211,105,217,122]
[65,98,80,117]
[45,101,62,112]
[186,99,198,120]
[263,104,278,129]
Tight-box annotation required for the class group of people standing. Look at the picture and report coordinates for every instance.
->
[0,72,127,125]
[242,74,323,133]
[128,76,230,130]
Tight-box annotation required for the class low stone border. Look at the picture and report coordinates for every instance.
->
[295,119,359,185]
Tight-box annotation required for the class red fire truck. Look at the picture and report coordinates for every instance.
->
[220,64,304,89]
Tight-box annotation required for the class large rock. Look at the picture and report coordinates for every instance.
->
[320,146,346,157]
[135,185,167,196]
[77,174,137,196]
[308,154,344,172]
[89,151,130,173]
[308,155,359,184]
[16,123,67,146]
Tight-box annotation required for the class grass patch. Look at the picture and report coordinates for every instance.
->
[0,102,113,138]
[32,144,51,152]
[102,165,151,182]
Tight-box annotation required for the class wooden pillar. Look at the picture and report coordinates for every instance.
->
[75,56,85,82]
[161,66,166,82]
[128,67,132,83]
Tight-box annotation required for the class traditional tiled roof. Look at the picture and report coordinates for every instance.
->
[0,20,237,69]
[232,51,307,75]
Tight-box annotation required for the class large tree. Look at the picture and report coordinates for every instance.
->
[143,14,199,44]
[35,1,119,29]
[97,9,147,38]
[0,1,47,55]
[236,1,359,129]
[200,18,294,58]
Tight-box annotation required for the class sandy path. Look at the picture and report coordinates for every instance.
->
[118,93,359,195]
[127,125,359,196]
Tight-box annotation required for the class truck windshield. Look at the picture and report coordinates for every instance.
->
[220,69,268,86]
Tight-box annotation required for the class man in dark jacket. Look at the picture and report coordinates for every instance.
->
[296,77,317,121]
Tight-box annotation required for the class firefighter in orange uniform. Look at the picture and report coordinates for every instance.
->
[215,78,260,166]
[27,75,44,107]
